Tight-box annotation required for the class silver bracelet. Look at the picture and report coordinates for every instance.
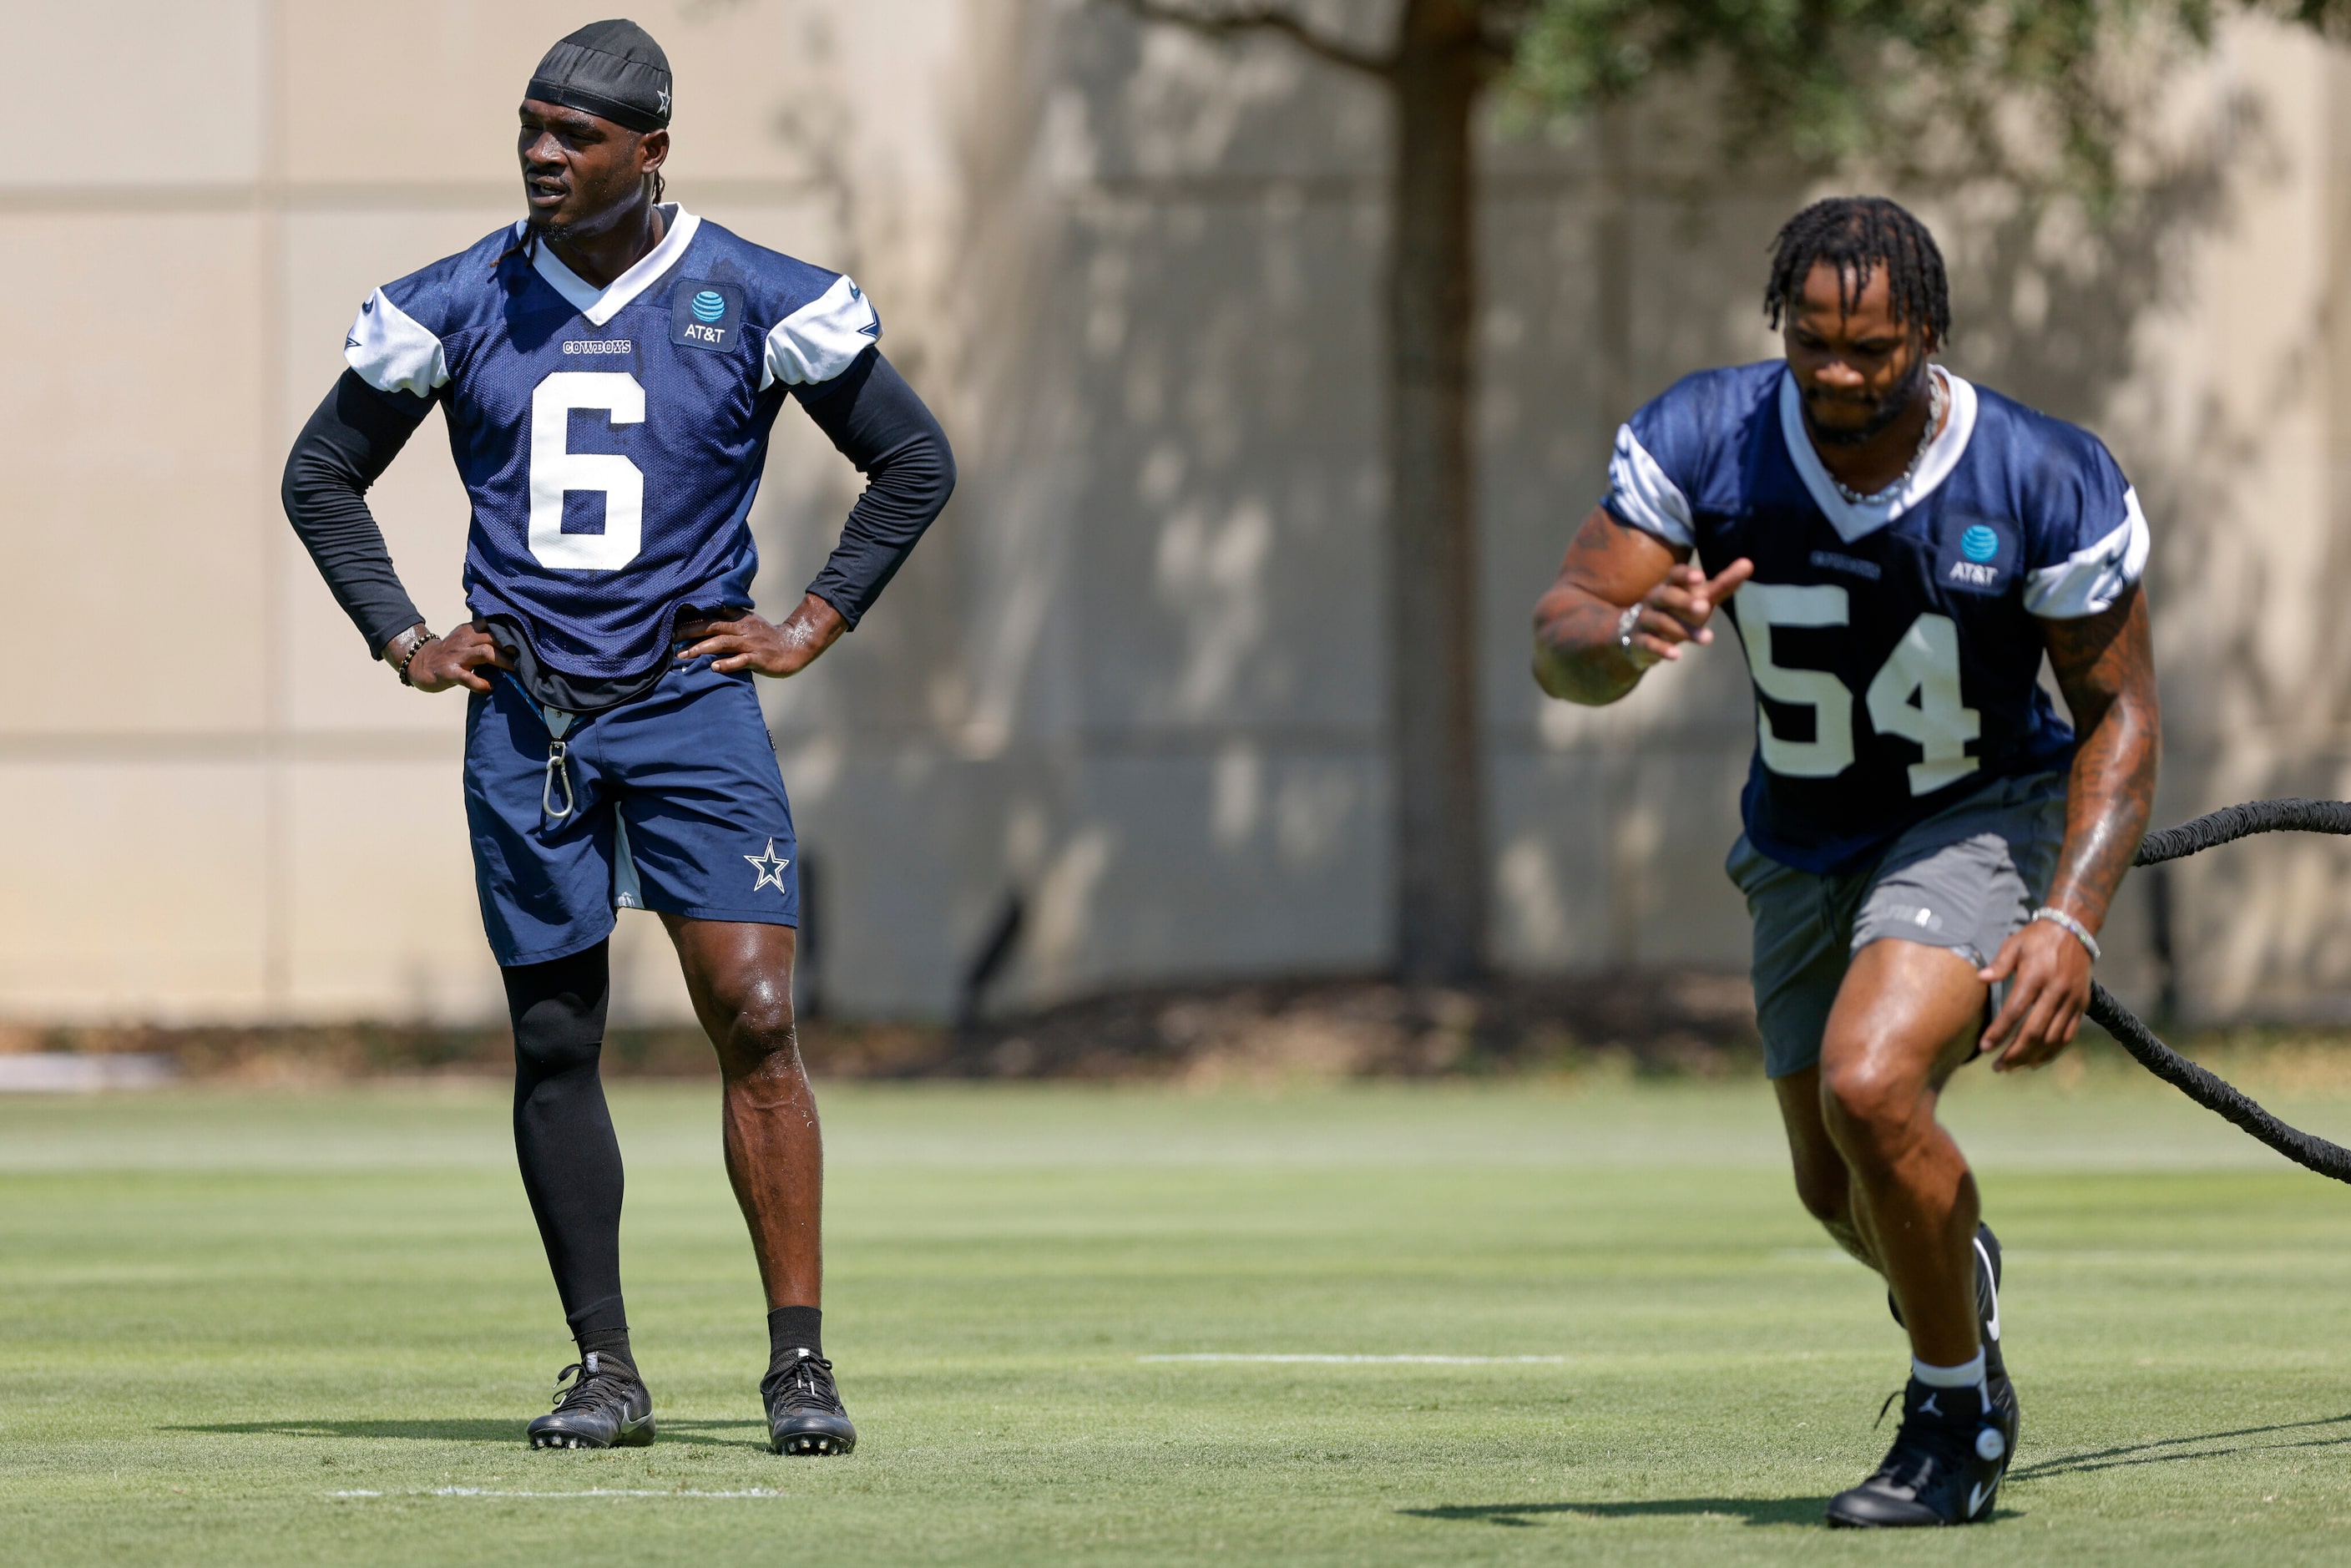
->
[2030,906,2101,962]
[1615,603,1659,669]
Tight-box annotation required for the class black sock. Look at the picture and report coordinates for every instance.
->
[577,1325,636,1378]
[505,943,633,1373]
[768,1306,823,1370]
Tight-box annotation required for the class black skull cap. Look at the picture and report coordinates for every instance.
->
[526,18,672,134]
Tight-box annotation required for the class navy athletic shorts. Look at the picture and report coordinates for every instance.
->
[463,655,799,967]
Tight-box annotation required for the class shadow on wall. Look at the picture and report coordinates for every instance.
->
[720,2,2328,1019]
[1940,70,2351,1019]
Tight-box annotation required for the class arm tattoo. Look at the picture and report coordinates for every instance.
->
[2041,586,2161,933]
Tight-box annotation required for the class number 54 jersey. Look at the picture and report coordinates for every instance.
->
[1603,360,2150,876]
[341,206,881,685]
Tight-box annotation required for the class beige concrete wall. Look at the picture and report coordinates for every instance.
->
[4,1,2348,1025]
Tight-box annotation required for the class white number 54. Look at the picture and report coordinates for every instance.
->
[1731,583,1982,796]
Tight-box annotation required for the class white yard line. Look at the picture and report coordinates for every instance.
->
[1137,1353,1569,1364]
[329,1488,791,1500]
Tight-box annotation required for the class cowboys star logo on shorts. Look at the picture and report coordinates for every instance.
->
[744,838,792,893]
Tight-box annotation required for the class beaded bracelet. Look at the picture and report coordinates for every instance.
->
[393,629,438,688]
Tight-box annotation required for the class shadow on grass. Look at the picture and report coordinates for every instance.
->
[169,1418,771,1451]
[2010,1413,2351,1481]
[1398,1414,2351,1529]
[1400,1498,1823,1529]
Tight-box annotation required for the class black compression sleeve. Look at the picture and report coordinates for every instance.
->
[281,370,437,655]
[794,350,956,627]
[505,940,631,1351]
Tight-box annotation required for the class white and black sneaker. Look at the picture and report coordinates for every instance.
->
[1825,1375,2016,1527]
[526,1352,655,1449]
[764,1348,857,1455]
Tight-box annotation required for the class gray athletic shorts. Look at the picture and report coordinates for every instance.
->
[1727,768,2067,1080]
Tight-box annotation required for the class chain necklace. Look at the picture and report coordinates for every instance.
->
[1831,370,1946,506]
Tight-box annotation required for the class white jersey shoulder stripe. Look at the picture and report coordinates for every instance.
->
[761,273,882,389]
[1605,423,1696,549]
[2025,487,2151,619]
[344,287,447,397]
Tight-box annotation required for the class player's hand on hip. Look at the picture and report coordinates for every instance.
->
[1978,918,2093,1072]
[1620,558,1754,664]
[407,625,513,694]
[676,593,846,678]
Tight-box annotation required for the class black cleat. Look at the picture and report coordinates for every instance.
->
[1825,1376,2017,1527]
[763,1348,857,1455]
[526,1352,655,1450]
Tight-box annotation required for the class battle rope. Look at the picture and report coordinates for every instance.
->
[2081,797,2351,1183]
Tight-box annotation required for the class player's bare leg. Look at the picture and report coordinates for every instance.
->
[666,917,822,1303]
[1818,938,1987,1365]
[1773,1067,1880,1269]
[665,915,857,1454]
[1812,937,2016,1525]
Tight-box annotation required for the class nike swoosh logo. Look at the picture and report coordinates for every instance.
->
[1976,1237,2000,1343]
[1969,1480,1993,1517]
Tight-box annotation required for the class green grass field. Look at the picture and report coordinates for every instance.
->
[9,1064,2351,1564]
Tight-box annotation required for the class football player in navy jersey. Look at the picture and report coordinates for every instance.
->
[1532,198,2159,1526]
[282,20,954,1455]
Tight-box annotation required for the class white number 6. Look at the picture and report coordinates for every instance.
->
[529,372,645,571]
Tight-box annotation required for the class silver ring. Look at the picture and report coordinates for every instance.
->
[1616,602,1660,669]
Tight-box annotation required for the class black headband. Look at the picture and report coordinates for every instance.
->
[525,18,671,134]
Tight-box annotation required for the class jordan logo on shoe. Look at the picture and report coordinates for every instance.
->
[1919,1393,1942,1417]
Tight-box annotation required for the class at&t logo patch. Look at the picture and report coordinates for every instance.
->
[670,278,746,352]
[1938,517,2015,594]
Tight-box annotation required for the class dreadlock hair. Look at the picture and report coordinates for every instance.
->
[1764,196,1951,346]
[493,225,538,273]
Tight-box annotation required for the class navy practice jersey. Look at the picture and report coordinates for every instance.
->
[1604,361,2149,875]
[342,206,882,682]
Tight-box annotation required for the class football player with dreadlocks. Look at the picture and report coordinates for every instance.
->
[281,19,954,1455]
[1532,196,2160,1526]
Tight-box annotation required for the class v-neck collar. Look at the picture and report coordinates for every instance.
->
[523,205,700,327]
[1777,363,1977,544]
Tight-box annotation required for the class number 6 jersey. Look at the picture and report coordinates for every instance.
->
[1603,360,2150,875]
[341,205,881,687]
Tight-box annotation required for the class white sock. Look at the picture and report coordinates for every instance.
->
[1912,1351,1987,1389]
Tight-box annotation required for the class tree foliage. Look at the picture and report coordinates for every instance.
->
[1503,0,2350,196]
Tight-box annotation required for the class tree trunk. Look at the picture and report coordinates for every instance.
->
[1385,0,1487,984]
